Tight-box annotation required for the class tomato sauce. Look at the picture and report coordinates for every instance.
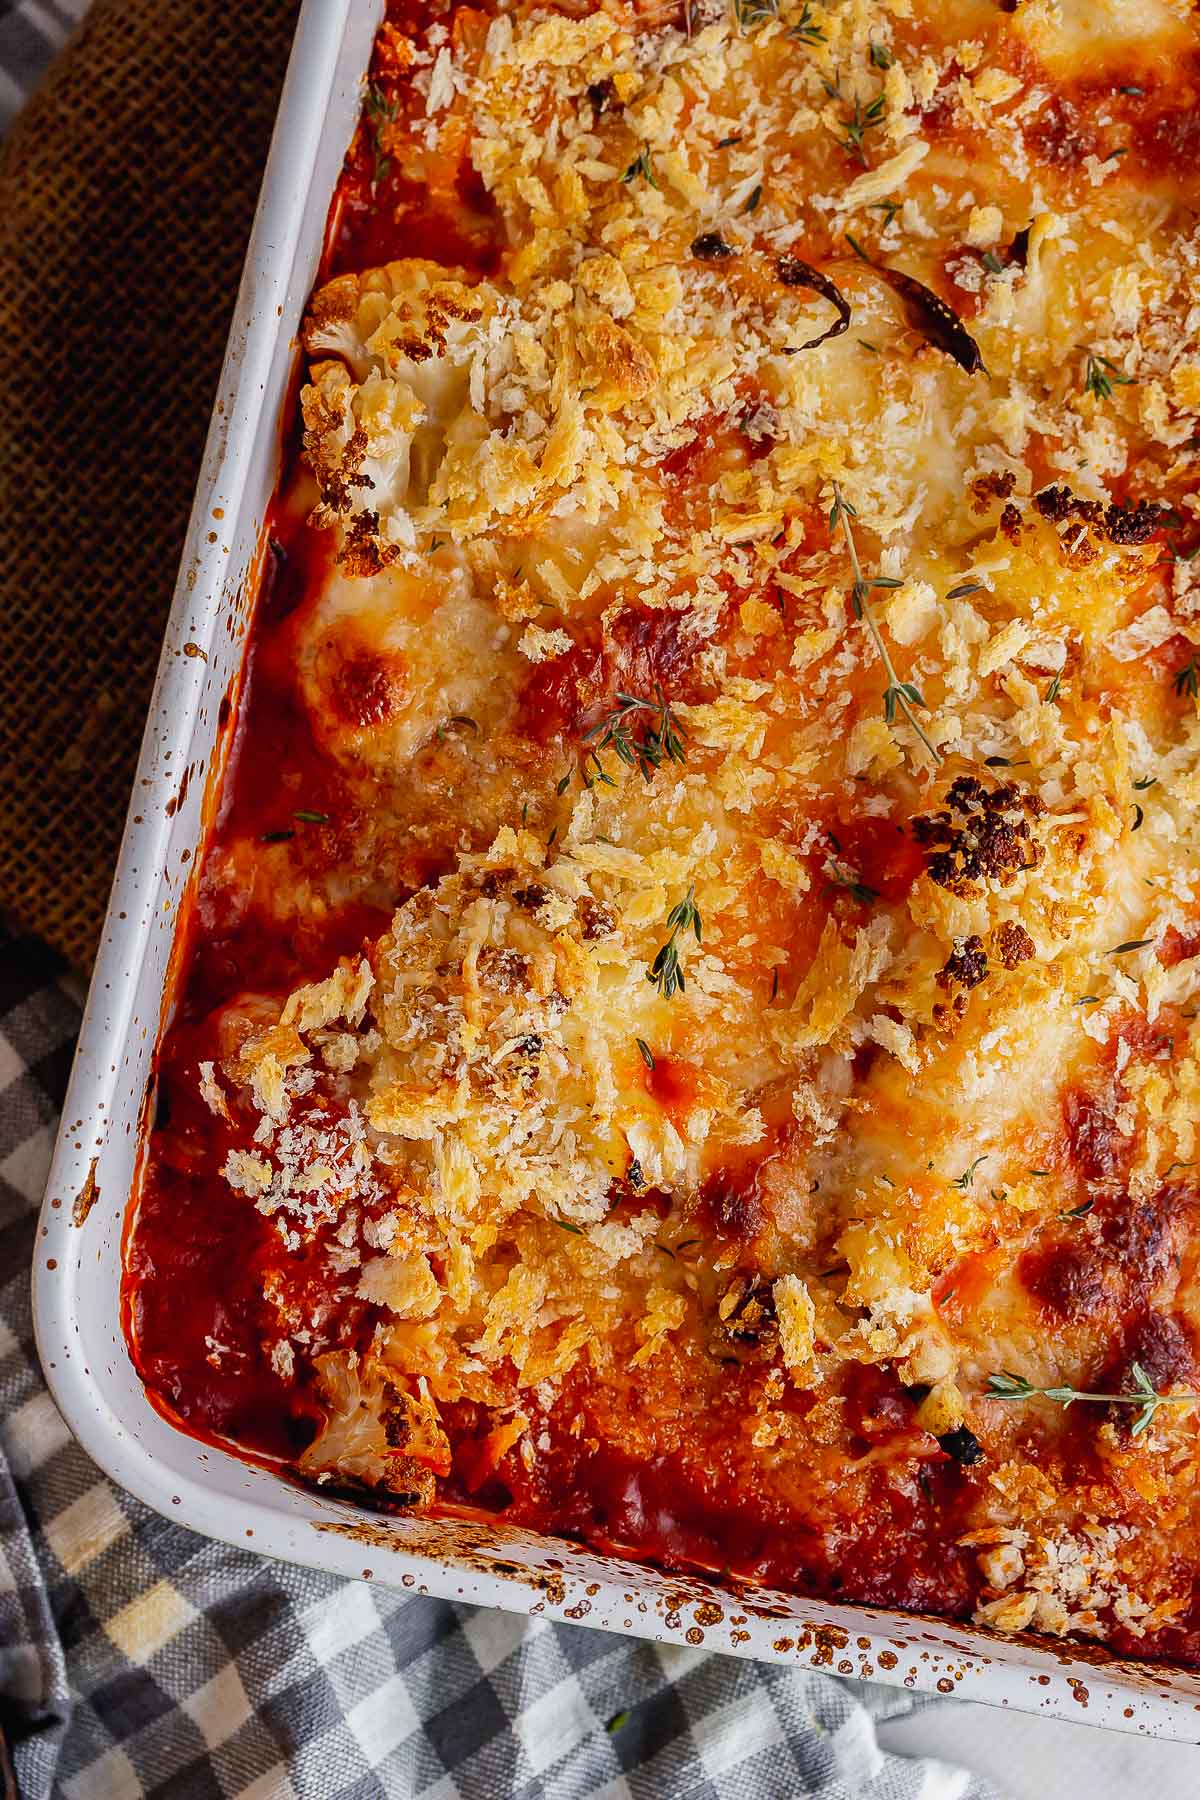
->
[118,0,1200,1668]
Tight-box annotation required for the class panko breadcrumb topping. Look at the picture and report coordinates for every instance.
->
[136,0,1200,1663]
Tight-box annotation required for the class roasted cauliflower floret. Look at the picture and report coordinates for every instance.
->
[300,257,661,569]
[301,259,491,569]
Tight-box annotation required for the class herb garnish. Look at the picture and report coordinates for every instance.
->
[1132,775,1158,791]
[830,482,942,763]
[987,1365,1200,1438]
[953,1154,988,1190]
[552,1216,583,1235]
[622,145,658,188]
[1044,672,1062,702]
[1060,1198,1094,1219]
[648,887,702,999]
[261,829,295,844]
[1080,347,1133,403]
[364,83,399,191]
[946,580,985,599]
[742,183,763,214]
[293,810,329,824]
[635,1037,656,1071]
[1173,654,1199,700]
[869,41,894,69]
[732,0,824,40]
[825,82,886,166]
[1109,938,1154,955]
[827,866,879,907]
[582,685,688,784]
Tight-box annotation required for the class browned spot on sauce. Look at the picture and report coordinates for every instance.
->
[1063,1089,1124,1180]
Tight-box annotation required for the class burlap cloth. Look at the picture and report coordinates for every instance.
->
[0,0,301,970]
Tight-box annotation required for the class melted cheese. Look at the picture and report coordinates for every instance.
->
[162,0,1200,1655]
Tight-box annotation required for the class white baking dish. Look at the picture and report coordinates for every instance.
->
[32,0,1200,1741]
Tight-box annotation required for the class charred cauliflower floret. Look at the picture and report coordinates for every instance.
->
[300,257,658,571]
[301,259,491,570]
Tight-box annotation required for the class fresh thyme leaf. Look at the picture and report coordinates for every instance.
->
[830,483,941,764]
[789,1,825,44]
[552,1216,583,1234]
[1028,1169,1051,1177]
[1173,654,1199,699]
[770,968,779,1003]
[1044,671,1062,702]
[857,337,880,354]
[1074,995,1101,1007]
[1118,84,1143,95]
[363,82,399,192]
[1132,775,1158,790]
[981,250,1004,274]
[717,133,744,148]
[872,198,900,227]
[988,1364,1200,1437]
[953,1154,988,1190]
[635,1037,656,1071]
[647,886,702,999]
[292,810,329,824]
[1132,803,1144,832]
[1080,346,1133,402]
[832,90,887,166]
[556,771,572,796]
[827,866,879,906]
[622,145,658,187]
[1109,938,1154,955]
[742,183,763,214]
[582,685,688,784]
[884,680,926,726]
[1060,1198,1095,1219]
[260,829,295,844]
[869,41,894,68]
[946,580,984,598]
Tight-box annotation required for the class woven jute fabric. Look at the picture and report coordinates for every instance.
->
[0,0,300,970]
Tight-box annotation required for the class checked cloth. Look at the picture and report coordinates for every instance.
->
[0,939,1000,1795]
[0,4,1004,1796]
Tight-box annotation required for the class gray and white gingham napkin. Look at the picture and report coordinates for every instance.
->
[0,929,1000,1796]
[0,4,1004,1792]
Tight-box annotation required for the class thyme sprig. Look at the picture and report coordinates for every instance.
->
[648,886,702,999]
[732,0,824,38]
[829,482,942,764]
[582,685,688,784]
[364,83,399,191]
[1173,654,1199,700]
[823,79,885,166]
[622,145,658,188]
[1080,346,1133,403]
[987,1365,1200,1437]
